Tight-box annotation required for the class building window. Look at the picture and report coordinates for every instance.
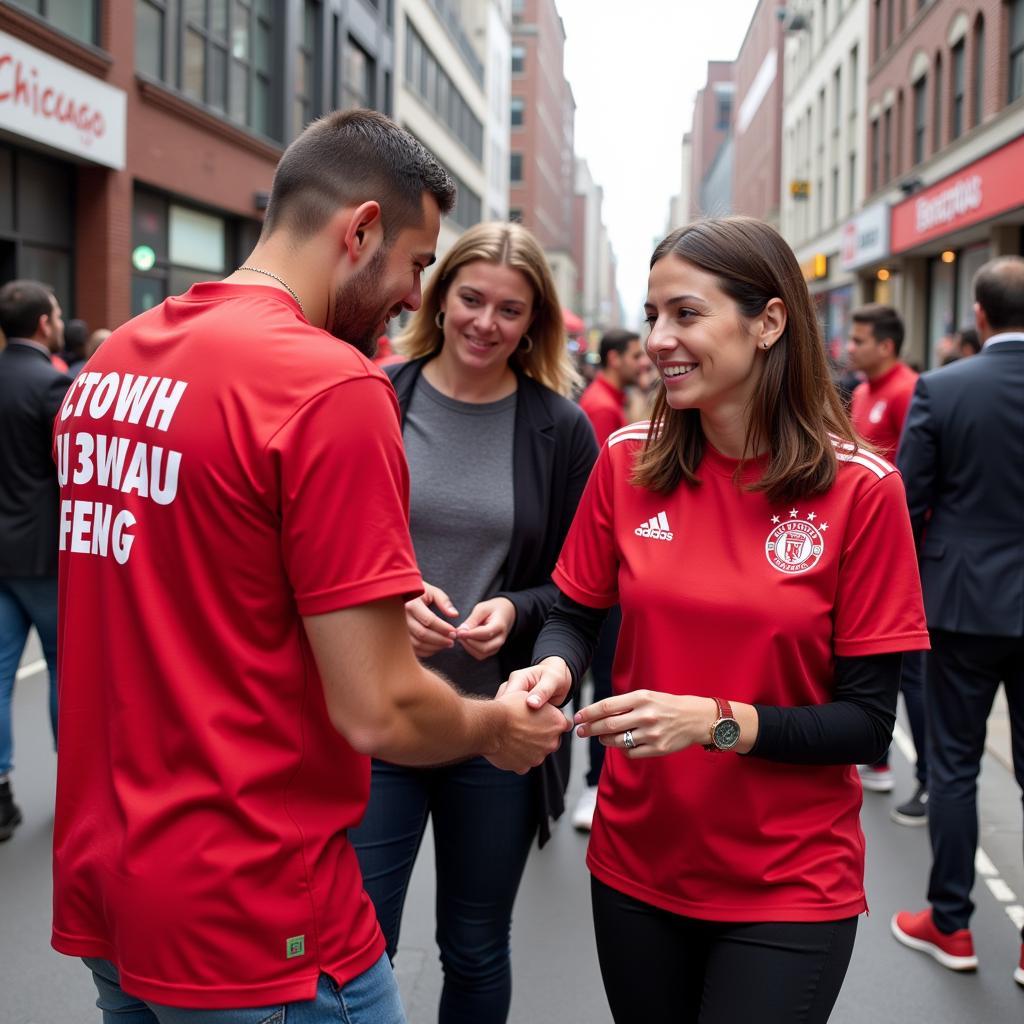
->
[510,97,524,127]
[135,0,278,141]
[848,150,857,210]
[448,171,482,230]
[509,152,523,183]
[871,117,880,190]
[895,88,904,174]
[933,53,943,152]
[886,0,895,49]
[404,19,483,161]
[849,44,859,115]
[131,189,259,316]
[912,75,927,164]
[972,16,984,126]
[951,40,965,138]
[508,208,523,223]
[8,0,98,45]
[715,95,731,130]
[511,45,525,74]
[1010,0,1024,102]
[832,66,842,134]
[338,36,375,110]
[873,0,884,60]
[882,107,891,182]
[294,1,321,135]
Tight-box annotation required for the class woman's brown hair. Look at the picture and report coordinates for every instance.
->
[396,221,579,397]
[633,217,859,503]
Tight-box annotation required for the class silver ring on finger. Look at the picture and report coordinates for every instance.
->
[623,729,637,750]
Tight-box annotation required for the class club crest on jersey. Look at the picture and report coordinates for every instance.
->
[765,508,826,574]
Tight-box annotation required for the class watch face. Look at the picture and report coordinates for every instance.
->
[714,718,741,749]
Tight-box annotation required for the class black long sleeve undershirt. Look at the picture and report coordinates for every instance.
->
[532,591,903,766]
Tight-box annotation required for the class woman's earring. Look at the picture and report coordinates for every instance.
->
[761,340,770,351]
[435,311,445,329]
[519,334,534,354]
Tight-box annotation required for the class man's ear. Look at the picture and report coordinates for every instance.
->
[339,201,384,264]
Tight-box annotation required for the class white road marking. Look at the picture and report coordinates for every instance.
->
[15,658,46,680]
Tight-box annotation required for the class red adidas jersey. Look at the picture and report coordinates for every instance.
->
[553,423,928,922]
[849,362,918,458]
[579,375,627,447]
[51,283,423,1008]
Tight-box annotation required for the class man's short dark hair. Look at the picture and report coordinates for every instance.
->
[958,327,980,355]
[851,303,905,355]
[974,256,1024,331]
[0,279,55,340]
[261,108,456,244]
[599,328,640,367]
[64,319,90,357]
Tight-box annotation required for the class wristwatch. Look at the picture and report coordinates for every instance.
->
[703,698,740,752]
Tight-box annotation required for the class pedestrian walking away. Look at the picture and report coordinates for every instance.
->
[892,255,1024,989]
[846,304,928,822]
[350,221,596,1024]
[0,279,71,842]
[505,217,930,1024]
[50,109,569,1024]
[572,328,644,831]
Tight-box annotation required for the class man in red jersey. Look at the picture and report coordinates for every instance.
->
[578,328,645,445]
[846,303,927,824]
[51,109,567,1024]
[570,329,643,830]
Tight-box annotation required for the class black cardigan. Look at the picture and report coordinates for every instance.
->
[386,356,598,844]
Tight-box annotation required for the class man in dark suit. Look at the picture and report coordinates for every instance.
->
[891,256,1024,988]
[0,279,71,841]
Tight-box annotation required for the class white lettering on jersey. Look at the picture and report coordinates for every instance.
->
[635,510,674,541]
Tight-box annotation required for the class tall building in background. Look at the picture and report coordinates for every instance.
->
[779,0,868,365]
[508,0,577,310]
[859,0,1024,368]
[572,158,622,334]
[688,62,735,221]
[667,134,693,232]
[0,0,397,329]
[733,0,785,223]
[395,0,505,258]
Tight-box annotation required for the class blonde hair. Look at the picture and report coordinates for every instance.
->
[396,221,579,397]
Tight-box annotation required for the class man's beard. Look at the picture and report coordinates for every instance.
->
[330,245,391,357]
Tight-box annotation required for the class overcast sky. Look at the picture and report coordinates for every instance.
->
[557,0,760,327]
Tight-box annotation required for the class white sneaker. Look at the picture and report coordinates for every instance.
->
[571,785,598,832]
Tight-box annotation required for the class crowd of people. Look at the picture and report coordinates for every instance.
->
[0,107,1021,1023]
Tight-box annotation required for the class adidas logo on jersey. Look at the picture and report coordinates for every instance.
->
[635,511,674,541]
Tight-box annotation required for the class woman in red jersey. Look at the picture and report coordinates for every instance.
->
[507,217,929,1023]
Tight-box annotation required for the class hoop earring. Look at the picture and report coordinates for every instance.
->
[435,311,445,329]
[519,334,534,354]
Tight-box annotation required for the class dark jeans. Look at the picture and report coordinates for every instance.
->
[871,650,928,785]
[925,630,1024,938]
[591,877,857,1024]
[350,757,536,1024]
[575,605,621,787]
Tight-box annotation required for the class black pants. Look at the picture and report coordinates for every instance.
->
[591,877,857,1024]
[925,630,1024,937]
[575,604,621,787]
[871,649,927,785]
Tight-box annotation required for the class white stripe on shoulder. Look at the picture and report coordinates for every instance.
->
[836,451,891,479]
[829,434,896,476]
[608,421,652,448]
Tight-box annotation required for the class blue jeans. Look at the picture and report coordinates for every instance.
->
[84,954,406,1023]
[350,757,536,1024]
[0,577,59,777]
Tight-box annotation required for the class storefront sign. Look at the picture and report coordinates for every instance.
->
[891,134,1024,253]
[0,30,126,170]
[799,252,829,281]
[840,201,890,271]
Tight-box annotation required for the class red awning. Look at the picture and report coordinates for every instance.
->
[562,307,584,334]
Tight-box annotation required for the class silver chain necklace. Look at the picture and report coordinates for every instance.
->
[238,265,306,319]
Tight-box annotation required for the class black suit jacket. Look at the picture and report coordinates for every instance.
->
[386,356,598,842]
[0,341,73,577]
[897,337,1024,637]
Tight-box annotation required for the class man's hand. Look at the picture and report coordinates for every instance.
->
[457,597,516,661]
[499,657,573,709]
[485,690,570,774]
[405,582,458,657]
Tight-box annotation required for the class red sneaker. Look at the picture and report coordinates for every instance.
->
[891,909,978,970]
[1015,945,1024,987]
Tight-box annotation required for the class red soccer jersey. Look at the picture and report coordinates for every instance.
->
[849,362,919,458]
[579,374,627,447]
[553,424,928,923]
[51,283,423,1008]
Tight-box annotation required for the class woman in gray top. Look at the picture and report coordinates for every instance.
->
[351,222,597,1024]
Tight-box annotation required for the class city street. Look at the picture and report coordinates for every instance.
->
[2,645,1021,1023]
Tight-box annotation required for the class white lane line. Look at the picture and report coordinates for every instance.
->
[891,722,1022,938]
[15,658,46,680]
